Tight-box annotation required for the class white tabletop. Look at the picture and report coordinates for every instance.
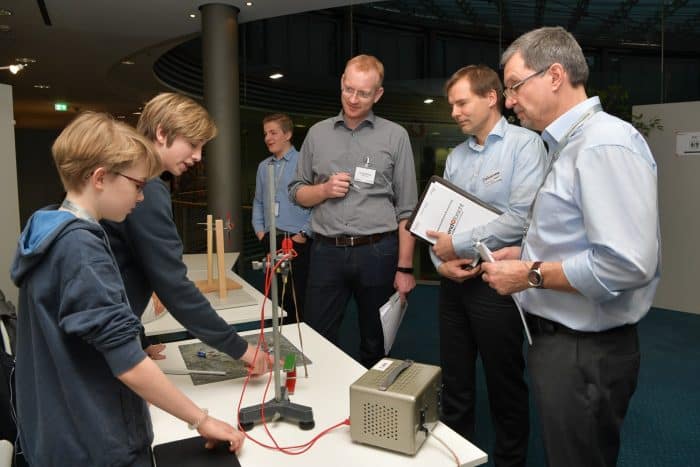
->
[151,324,487,467]
[143,253,282,337]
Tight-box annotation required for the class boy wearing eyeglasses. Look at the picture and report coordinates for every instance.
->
[11,112,245,466]
[101,93,271,373]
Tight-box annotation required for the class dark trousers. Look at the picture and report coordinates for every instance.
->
[439,278,529,467]
[527,316,640,467]
[260,233,311,323]
[305,233,397,368]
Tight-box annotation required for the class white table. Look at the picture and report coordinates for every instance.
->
[150,324,487,467]
[143,253,283,337]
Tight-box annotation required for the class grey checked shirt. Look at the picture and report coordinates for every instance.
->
[289,111,417,237]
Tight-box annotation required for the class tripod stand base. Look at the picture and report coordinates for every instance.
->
[239,388,315,432]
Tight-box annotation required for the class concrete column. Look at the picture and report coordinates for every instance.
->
[200,3,241,253]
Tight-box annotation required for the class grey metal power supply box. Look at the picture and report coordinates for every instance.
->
[349,358,442,455]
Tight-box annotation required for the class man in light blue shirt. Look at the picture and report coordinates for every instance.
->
[482,27,661,467]
[252,113,311,321]
[427,65,545,467]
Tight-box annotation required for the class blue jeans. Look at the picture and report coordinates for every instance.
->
[305,233,398,367]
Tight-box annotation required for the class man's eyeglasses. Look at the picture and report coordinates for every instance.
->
[502,66,550,99]
[342,86,375,100]
[115,172,147,193]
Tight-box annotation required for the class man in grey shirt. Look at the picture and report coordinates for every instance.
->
[289,54,417,367]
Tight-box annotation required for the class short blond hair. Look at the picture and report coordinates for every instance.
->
[345,54,384,86]
[52,112,162,192]
[137,92,218,147]
[262,113,293,134]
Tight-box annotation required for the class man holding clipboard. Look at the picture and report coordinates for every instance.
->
[426,65,545,467]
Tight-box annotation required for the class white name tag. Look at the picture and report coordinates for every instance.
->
[354,166,376,185]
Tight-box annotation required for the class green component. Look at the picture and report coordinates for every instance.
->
[283,353,296,372]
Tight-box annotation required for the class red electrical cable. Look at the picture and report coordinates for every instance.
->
[235,250,349,454]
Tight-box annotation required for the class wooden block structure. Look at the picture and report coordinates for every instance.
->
[195,215,241,298]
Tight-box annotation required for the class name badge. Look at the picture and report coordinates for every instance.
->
[354,166,376,185]
[482,171,502,186]
[274,202,280,217]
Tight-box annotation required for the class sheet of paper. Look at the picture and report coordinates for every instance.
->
[379,292,408,355]
[409,180,500,244]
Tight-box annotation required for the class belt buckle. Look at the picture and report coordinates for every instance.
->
[347,236,358,247]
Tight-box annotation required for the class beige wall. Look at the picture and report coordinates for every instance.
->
[0,84,20,306]
[634,101,700,315]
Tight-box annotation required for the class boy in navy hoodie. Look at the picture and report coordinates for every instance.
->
[11,112,245,466]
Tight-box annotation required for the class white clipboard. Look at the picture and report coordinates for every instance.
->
[406,176,501,244]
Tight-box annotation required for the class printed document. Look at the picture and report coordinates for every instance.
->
[380,292,408,355]
[408,177,500,244]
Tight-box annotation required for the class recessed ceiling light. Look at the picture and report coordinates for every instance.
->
[245,1,253,6]
[121,59,135,65]
[6,64,25,74]
[33,84,51,89]
[269,73,283,80]
[132,111,142,115]
[0,9,12,16]
[294,124,306,128]
[431,131,440,136]
[16,57,36,64]
[423,98,434,104]
[188,13,197,19]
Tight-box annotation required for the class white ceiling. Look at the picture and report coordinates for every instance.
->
[0,0,374,128]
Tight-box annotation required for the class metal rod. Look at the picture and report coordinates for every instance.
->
[266,164,282,401]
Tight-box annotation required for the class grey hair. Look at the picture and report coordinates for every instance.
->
[501,26,589,86]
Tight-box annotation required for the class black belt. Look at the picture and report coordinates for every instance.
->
[526,313,635,336]
[263,230,297,237]
[316,231,395,247]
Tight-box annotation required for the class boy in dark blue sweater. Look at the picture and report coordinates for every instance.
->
[101,93,270,372]
[11,112,245,466]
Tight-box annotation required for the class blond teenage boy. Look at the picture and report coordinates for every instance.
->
[101,93,271,372]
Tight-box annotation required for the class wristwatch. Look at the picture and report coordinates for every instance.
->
[527,261,544,288]
[396,266,414,274]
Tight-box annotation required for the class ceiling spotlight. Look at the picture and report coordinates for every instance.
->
[16,57,36,64]
[121,59,135,65]
[423,98,434,104]
[33,84,51,89]
[132,111,142,115]
[188,13,197,19]
[245,1,253,6]
[0,9,12,16]
[269,73,283,80]
[1,64,25,74]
